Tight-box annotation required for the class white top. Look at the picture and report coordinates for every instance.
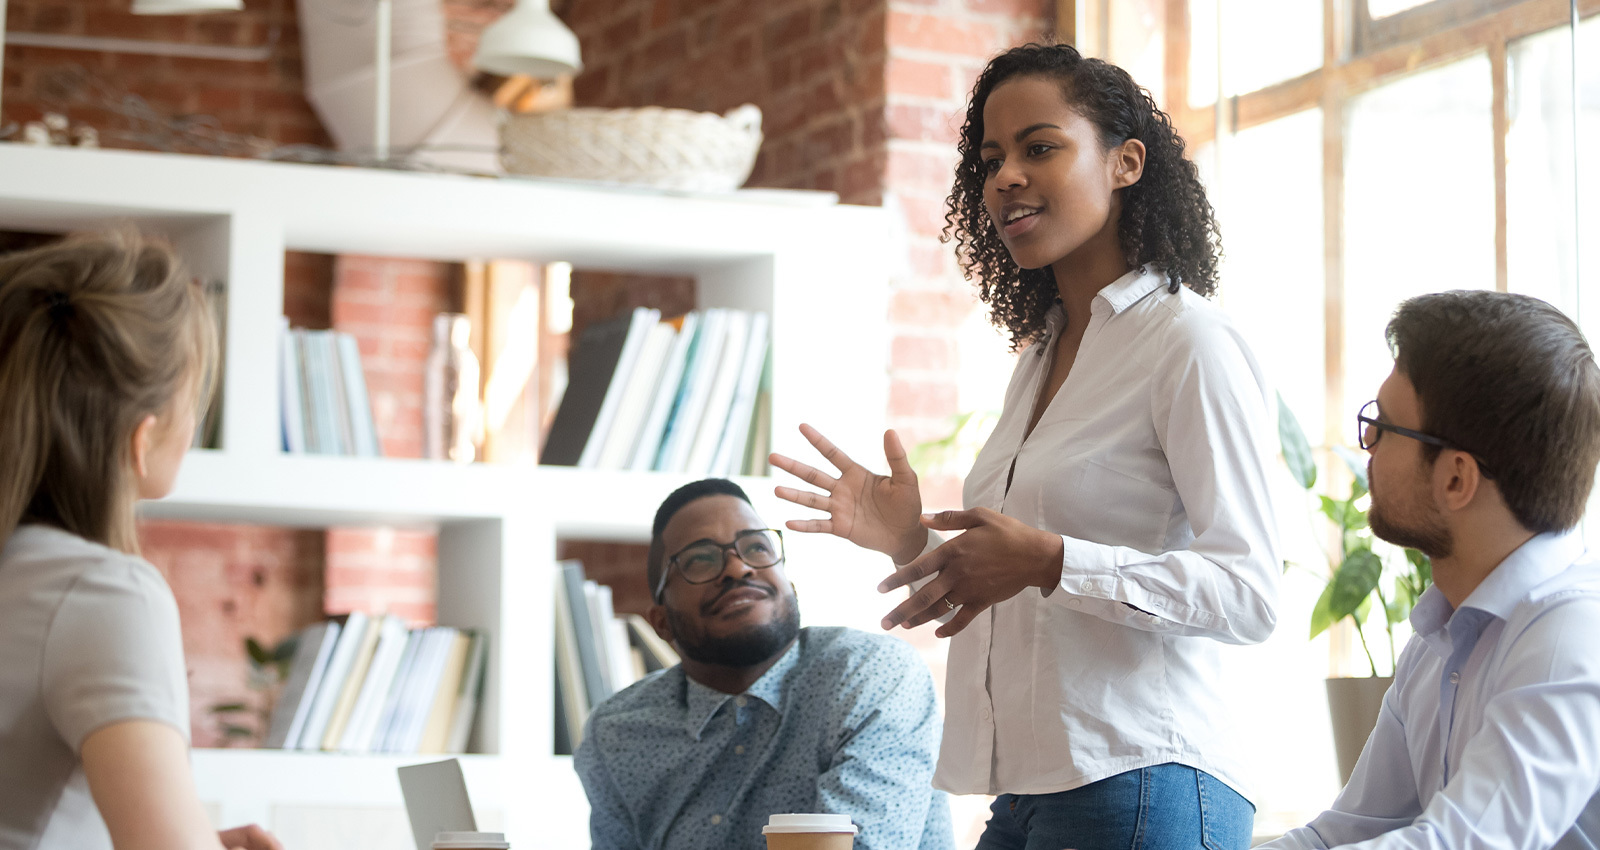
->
[0,525,190,850]
[931,266,1280,797]
[1259,531,1600,850]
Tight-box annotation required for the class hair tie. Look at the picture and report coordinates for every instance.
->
[45,290,74,321]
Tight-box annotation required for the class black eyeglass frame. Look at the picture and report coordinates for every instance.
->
[653,528,786,603]
[1356,400,1495,479]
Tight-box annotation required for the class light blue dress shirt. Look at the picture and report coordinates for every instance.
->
[1260,531,1600,850]
[574,626,953,850]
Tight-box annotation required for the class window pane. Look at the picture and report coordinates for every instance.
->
[1189,0,1322,107]
[1199,108,1340,833]
[1343,55,1495,418]
[1109,0,1167,109]
[1507,16,1600,538]
[1367,0,1435,18]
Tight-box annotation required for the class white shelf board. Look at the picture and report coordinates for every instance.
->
[141,451,534,527]
[0,145,880,274]
[537,466,783,541]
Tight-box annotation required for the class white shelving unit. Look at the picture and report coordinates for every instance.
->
[0,144,892,850]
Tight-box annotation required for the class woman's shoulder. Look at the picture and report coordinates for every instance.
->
[3,525,176,617]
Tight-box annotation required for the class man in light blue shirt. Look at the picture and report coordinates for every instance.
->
[1261,290,1600,850]
[574,478,953,850]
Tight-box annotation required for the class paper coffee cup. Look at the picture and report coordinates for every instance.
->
[762,813,858,850]
[431,831,510,850]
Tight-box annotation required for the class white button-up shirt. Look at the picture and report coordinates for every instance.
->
[1260,531,1600,850]
[929,267,1281,797]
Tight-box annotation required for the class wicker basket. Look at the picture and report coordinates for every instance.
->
[499,104,763,192]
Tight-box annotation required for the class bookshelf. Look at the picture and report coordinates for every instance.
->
[0,143,892,849]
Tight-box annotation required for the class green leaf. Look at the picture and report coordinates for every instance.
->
[1353,594,1373,624]
[245,637,271,666]
[1319,495,1345,527]
[221,724,255,739]
[1344,502,1368,530]
[1333,445,1369,497]
[210,702,249,714]
[1407,548,1433,589]
[1325,548,1384,626]
[1277,393,1317,490]
[272,637,299,663]
[1309,581,1339,639]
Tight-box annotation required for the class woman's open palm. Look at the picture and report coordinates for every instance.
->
[770,425,927,564]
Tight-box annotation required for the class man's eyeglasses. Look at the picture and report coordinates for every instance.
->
[1356,400,1494,478]
[653,529,785,602]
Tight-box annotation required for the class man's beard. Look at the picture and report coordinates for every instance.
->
[666,581,801,668]
[1368,462,1454,558]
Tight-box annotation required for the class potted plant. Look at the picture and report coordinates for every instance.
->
[1277,394,1432,782]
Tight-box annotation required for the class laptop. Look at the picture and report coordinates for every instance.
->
[398,759,478,850]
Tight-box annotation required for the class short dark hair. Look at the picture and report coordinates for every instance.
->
[1387,290,1600,533]
[647,478,753,600]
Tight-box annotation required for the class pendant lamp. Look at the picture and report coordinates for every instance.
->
[132,0,244,12]
[472,0,582,80]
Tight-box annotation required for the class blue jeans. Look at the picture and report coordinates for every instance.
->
[974,763,1255,850]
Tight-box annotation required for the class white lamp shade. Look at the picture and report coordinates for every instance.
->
[472,0,583,79]
[131,0,244,12]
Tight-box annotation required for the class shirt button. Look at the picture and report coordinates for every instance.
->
[735,745,746,755]
[1080,580,1094,593]
[1449,671,1460,684]
[735,696,749,708]
[711,815,723,825]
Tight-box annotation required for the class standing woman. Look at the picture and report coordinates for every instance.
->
[772,43,1280,850]
[0,234,279,850]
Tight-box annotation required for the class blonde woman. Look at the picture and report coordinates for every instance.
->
[0,234,280,850]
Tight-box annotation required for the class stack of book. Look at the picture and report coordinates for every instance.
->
[263,613,488,755]
[553,560,679,754]
[278,318,383,457]
[541,307,771,476]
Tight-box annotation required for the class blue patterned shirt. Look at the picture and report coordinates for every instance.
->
[574,626,953,850]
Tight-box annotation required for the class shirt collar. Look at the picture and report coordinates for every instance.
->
[1459,530,1585,620]
[1409,530,1586,653]
[1043,266,1166,333]
[682,637,802,741]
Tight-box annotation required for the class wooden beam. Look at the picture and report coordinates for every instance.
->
[1491,39,1510,292]
[1057,0,1076,46]
[1165,0,1192,121]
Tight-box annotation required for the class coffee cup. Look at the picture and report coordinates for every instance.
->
[431,831,510,850]
[761,813,858,850]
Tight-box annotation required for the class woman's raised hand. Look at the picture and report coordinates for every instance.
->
[770,425,927,564]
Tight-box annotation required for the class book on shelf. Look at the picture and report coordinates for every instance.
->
[551,563,680,754]
[265,615,487,755]
[277,322,382,458]
[545,307,771,476]
[193,279,227,449]
[262,620,340,749]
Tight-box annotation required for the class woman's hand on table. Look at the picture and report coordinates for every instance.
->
[879,508,1065,637]
[770,425,927,565]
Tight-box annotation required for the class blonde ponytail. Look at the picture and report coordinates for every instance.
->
[0,232,217,554]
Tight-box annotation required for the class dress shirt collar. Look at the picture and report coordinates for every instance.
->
[682,637,802,740]
[1041,267,1167,336]
[1409,530,1586,655]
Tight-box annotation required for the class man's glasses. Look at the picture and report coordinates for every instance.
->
[1356,400,1494,478]
[654,529,785,602]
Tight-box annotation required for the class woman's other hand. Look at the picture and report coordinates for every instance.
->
[770,425,927,564]
[219,824,284,850]
[879,508,1065,637]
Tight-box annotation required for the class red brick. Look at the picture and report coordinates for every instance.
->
[890,377,959,419]
[887,56,956,99]
[887,10,999,57]
[891,289,976,328]
[887,102,961,143]
[764,7,812,54]
[887,147,960,187]
[893,334,958,371]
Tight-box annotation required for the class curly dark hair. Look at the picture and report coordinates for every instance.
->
[942,42,1222,350]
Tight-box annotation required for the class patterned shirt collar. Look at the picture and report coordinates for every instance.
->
[683,637,802,741]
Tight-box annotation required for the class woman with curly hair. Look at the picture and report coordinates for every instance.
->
[773,43,1279,850]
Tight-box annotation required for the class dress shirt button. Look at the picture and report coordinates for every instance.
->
[735,696,749,708]
[1080,580,1094,593]
[1449,671,1460,684]
[735,745,746,755]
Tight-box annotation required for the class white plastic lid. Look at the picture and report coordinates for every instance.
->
[432,831,510,849]
[761,814,859,835]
